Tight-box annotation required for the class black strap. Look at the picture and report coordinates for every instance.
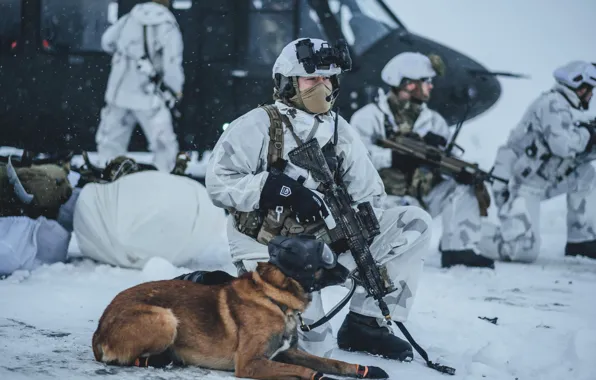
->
[333,108,339,146]
[374,102,395,140]
[298,279,356,332]
[297,277,456,376]
[394,321,456,375]
[142,25,178,99]
[142,25,150,63]
[552,88,581,110]
[282,114,306,147]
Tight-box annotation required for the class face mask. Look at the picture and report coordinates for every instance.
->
[292,82,333,114]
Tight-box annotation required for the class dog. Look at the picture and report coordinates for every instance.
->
[92,236,389,380]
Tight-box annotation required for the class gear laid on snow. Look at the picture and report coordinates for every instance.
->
[1,157,73,220]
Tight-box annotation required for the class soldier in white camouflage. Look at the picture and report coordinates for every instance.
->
[351,52,495,269]
[481,60,596,262]
[206,38,435,363]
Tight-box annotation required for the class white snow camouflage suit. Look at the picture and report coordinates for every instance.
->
[350,90,485,253]
[96,2,184,172]
[206,100,432,358]
[480,83,596,262]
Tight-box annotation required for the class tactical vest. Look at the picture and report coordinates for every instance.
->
[376,103,440,205]
[231,104,339,246]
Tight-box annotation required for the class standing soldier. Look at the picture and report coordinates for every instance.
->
[206,38,433,362]
[351,52,494,269]
[96,0,184,172]
[481,61,596,262]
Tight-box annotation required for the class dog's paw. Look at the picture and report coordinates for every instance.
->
[357,365,389,379]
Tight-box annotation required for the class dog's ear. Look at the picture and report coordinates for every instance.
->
[258,262,290,287]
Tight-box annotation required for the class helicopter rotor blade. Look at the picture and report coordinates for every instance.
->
[467,68,531,79]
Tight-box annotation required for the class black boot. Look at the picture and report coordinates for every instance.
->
[441,249,495,269]
[565,241,596,259]
[337,311,413,362]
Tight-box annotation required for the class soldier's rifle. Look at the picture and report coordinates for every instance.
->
[377,136,508,187]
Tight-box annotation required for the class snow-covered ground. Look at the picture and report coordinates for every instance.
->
[1,208,595,380]
[2,1,596,380]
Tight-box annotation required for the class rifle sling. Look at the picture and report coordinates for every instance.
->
[298,275,456,376]
[142,25,177,98]
[298,278,356,332]
[394,321,456,375]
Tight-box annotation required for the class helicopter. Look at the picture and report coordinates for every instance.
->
[0,0,526,158]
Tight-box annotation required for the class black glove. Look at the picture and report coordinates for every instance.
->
[401,131,423,141]
[391,151,421,174]
[260,172,329,224]
[423,132,448,148]
[454,170,477,185]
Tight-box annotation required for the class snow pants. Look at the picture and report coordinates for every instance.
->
[480,162,596,262]
[95,103,178,172]
[233,206,432,358]
[385,178,483,252]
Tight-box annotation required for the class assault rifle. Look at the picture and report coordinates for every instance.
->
[378,135,507,216]
[288,138,397,323]
[378,136,507,187]
[576,118,596,129]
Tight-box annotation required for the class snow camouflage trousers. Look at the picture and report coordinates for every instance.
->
[235,206,432,358]
[480,162,596,262]
[385,178,483,252]
[96,104,179,172]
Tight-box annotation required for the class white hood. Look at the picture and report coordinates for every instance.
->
[130,2,177,26]
[552,83,582,110]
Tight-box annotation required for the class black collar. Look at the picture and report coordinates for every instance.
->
[267,296,289,313]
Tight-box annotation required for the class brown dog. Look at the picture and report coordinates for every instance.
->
[92,261,389,380]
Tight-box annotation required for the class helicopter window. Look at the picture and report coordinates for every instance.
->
[331,0,398,55]
[0,0,20,52]
[246,4,295,65]
[298,2,328,40]
[302,0,398,56]
[40,0,117,54]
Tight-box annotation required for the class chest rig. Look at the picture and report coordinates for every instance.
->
[232,105,341,246]
[376,103,441,204]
